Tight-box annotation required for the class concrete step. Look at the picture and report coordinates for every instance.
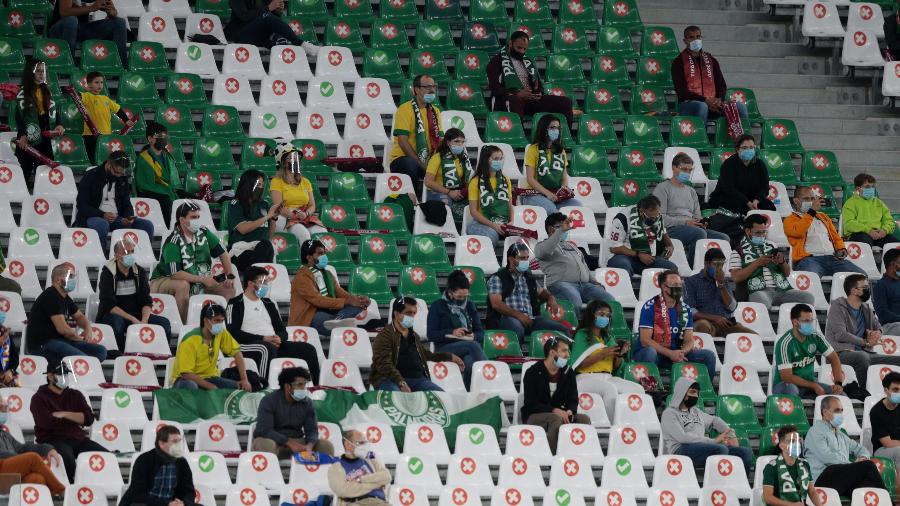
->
[828,149,900,166]
[640,7,780,27]
[717,55,832,75]
[704,40,824,58]
[802,133,900,151]
[758,102,896,119]
[728,72,860,88]
[791,118,885,136]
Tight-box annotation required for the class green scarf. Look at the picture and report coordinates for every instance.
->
[479,175,511,223]
[738,236,790,293]
[440,153,474,191]
[536,147,565,191]
[773,455,810,504]
[411,99,440,163]
[627,206,665,254]
[308,266,335,298]
[499,46,538,92]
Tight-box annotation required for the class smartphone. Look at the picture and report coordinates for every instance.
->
[821,197,832,207]
[776,246,790,257]
[214,273,227,283]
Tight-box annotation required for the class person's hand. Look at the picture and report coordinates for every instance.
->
[47,449,62,467]
[548,193,559,203]
[1,370,13,385]
[856,456,869,462]
[399,382,412,393]
[201,276,217,289]
[664,245,674,259]
[707,315,731,330]
[832,384,844,395]
[714,432,729,444]
[104,212,117,223]
[267,0,284,11]
[451,354,465,372]
[552,408,570,421]
[516,89,533,100]
[668,349,686,362]
[352,295,369,308]
[812,383,826,396]
[285,439,306,453]
[811,197,824,212]
[637,252,654,266]
[450,189,464,202]
[774,252,786,265]
[239,380,253,393]
[128,315,141,325]
[452,328,468,337]
[122,216,135,225]
[755,256,773,268]
[223,279,234,290]
[141,315,150,324]
[516,313,533,327]
[869,229,885,239]
[866,329,883,348]
[52,125,65,135]
[492,223,506,235]
[834,248,848,260]
[263,335,281,346]
[686,219,704,227]
[267,204,281,220]
[15,136,28,150]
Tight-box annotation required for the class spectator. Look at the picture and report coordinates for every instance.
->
[227,265,320,384]
[388,75,443,189]
[47,0,127,67]
[653,153,729,261]
[730,214,814,309]
[30,363,107,479]
[135,121,181,222]
[773,303,844,398]
[521,115,582,215]
[225,0,320,52]
[635,270,718,375]
[423,128,473,221]
[0,396,65,495]
[887,7,900,59]
[288,239,369,333]
[487,242,571,344]
[225,170,277,272]
[569,300,643,420]
[841,173,900,248]
[662,377,752,470]
[74,151,154,255]
[151,201,236,321]
[426,270,487,389]
[874,248,900,335]
[536,212,613,308]
[871,372,900,470]
[465,145,513,243]
[786,186,865,278]
[171,304,252,391]
[805,396,883,496]
[26,263,106,366]
[252,367,333,457]
[520,337,590,454]
[487,31,574,128]
[0,323,17,388]
[672,26,748,124]
[370,296,464,392]
[79,71,132,163]
[607,196,678,277]
[762,425,822,506]
[119,425,197,506]
[328,429,391,506]
[270,143,325,244]
[14,59,63,191]
[98,237,172,351]
[0,249,21,295]
[684,248,755,337]
[708,134,776,214]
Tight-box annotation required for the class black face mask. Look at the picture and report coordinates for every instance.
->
[683,395,698,408]
[510,49,525,60]
[252,187,264,201]
[153,138,168,151]
[643,216,657,227]
[668,286,683,300]
[860,288,871,302]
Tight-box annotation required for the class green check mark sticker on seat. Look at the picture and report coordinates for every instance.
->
[198,455,214,472]
[615,457,631,475]
[23,228,39,245]
[426,25,442,39]
[114,390,130,408]
[187,45,201,60]
[555,489,571,506]
[451,117,465,129]
[360,268,376,282]
[468,427,484,444]
[407,457,423,474]
[263,113,277,129]
[581,148,596,162]
[320,81,334,97]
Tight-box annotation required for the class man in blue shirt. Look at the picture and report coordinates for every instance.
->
[684,248,755,337]
[327,429,391,506]
[874,248,900,336]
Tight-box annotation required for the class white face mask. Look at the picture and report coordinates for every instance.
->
[353,444,370,459]
[187,219,202,233]
[166,442,184,459]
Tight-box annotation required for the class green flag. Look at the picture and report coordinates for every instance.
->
[154,388,270,424]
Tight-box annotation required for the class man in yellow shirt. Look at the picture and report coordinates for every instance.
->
[172,304,253,391]
[389,75,443,193]
[80,71,132,163]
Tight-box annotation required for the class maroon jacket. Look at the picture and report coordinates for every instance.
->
[670,50,728,102]
[30,384,94,443]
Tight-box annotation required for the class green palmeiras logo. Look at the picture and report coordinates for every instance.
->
[376,391,449,427]
[223,390,268,423]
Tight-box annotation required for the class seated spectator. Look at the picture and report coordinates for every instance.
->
[786,185,865,278]
[388,75,443,190]
[227,265,320,384]
[288,239,369,333]
[79,72,133,163]
[684,248,755,337]
[424,128,473,222]
[708,134,776,214]
[731,214,814,309]
[225,0,320,52]
[521,337,590,454]
[74,151,154,253]
[466,145,513,243]
[662,377,752,470]
[30,363,107,480]
[48,0,127,67]
[805,396,883,496]
[842,173,900,248]
[487,31,574,128]
[14,59,62,191]
[487,243,571,343]
[871,372,900,470]
[570,300,643,420]
[672,26,748,124]
[0,396,64,495]
[874,248,900,335]
[762,425,821,506]
[26,263,106,366]
[536,213,613,308]
[252,367,333,457]
[270,143,325,244]
[171,304,252,391]
[225,170,277,272]
[328,430,391,506]
[0,324,17,388]
[151,202,236,321]
[98,237,172,351]
[635,270,718,375]
[521,115,582,215]
[773,303,844,398]
[135,121,181,222]
[370,296,463,392]
[653,153,729,261]
[0,249,21,295]
[119,425,197,506]
[607,196,678,277]
[887,8,900,59]
[426,270,487,389]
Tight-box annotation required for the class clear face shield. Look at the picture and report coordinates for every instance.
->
[285,151,302,175]
[786,432,802,458]
[33,62,47,85]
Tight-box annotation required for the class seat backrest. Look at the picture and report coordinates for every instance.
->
[439,486,481,506]
[319,358,366,393]
[703,455,752,497]
[124,323,171,357]
[1,387,34,429]
[600,455,648,496]
[112,355,158,386]
[315,46,359,79]
[851,488,891,506]
[719,363,766,403]
[723,333,770,370]
[211,74,256,110]
[847,3,884,33]
[441,110,485,146]
[12,484,53,506]
[64,355,106,391]
[787,270,828,310]
[596,489,639,506]
[249,106,293,139]
[548,456,596,494]
[607,425,655,466]
[0,163,28,199]
[454,424,502,462]
[394,455,443,489]
[33,164,76,201]
[183,13,226,43]
[691,238,732,273]
[268,45,313,80]
[174,41,218,76]
[470,360,517,401]
[225,484,269,506]
[236,451,283,489]
[328,326,373,367]
[259,75,303,111]
[99,388,147,429]
[73,452,123,494]
[185,293,228,328]
[21,196,66,233]
[90,420,135,453]
[403,423,451,464]
[555,424,604,464]
[732,302,776,337]
[637,268,666,305]
[138,13,180,47]
[195,419,241,452]
[504,425,552,464]
[867,364,900,396]
[613,393,660,432]
[352,78,396,114]
[651,455,700,496]
[295,110,342,144]
[16,355,47,388]
[3,258,42,299]
[221,43,264,76]
[497,455,546,495]
[775,302,823,335]
[288,457,330,491]
[445,454,494,493]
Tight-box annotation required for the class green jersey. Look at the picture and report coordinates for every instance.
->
[225,200,269,247]
[152,227,225,294]
[773,330,833,385]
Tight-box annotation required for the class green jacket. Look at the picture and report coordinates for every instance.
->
[841,194,896,237]
[135,148,180,201]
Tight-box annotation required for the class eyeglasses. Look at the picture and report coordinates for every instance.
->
[343,438,368,446]
[416,84,437,91]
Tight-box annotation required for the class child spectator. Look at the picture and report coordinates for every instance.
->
[79,71,132,163]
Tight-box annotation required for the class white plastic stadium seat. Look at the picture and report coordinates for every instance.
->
[175,42,219,77]
[344,109,389,144]
[842,29,884,68]
[607,425,656,466]
[703,455,751,499]
[428,361,466,394]
[555,424,604,465]
[99,388,148,429]
[599,455,649,499]
[723,333,771,371]
[732,302,776,338]
[221,43,265,77]
[3,257,43,299]
[847,3,885,38]
[315,46,359,80]
[440,110,485,148]
[662,147,707,183]
[352,78,397,115]
[225,484,269,506]
[183,13,227,44]
[259,76,303,111]
[21,196,67,234]
[594,267,638,307]
[249,107,293,139]
[319,359,365,393]
[568,176,608,213]
[73,452,123,494]
[90,420,135,453]
[883,61,900,98]
[497,455,546,497]
[131,197,169,237]
[445,454,494,496]
[802,2,845,38]
[195,420,241,453]
[148,0,191,16]
[212,74,257,111]
[11,484,53,506]
[394,457,443,496]
[296,110,342,144]
[0,387,34,430]
[268,45,313,80]
[504,425,553,466]
[403,423,451,465]
[788,270,828,310]
[236,452,283,490]
[719,363,766,402]
[112,356,159,387]
[33,165,77,204]
[651,455,700,499]
[138,13,181,48]
[58,228,105,269]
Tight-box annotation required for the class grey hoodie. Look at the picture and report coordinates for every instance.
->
[824,297,882,353]
[661,376,731,454]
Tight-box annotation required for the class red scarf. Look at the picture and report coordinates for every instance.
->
[651,294,685,349]
[679,49,716,99]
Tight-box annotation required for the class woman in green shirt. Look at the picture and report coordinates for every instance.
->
[226,170,279,272]
[570,300,643,421]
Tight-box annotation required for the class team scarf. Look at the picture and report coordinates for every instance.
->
[479,174,511,223]
[651,294,689,349]
[440,152,474,192]
[307,265,335,298]
[738,236,790,293]
[679,49,717,100]
[498,46,538,92]
[627,206,664,254]
[773,455,810,504]
[166,228,213,295]
[410,99,441,163]
[536,147,566,191]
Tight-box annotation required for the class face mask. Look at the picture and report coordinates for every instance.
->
[554,355,567,369]
[510,49,525,60]
[739,148,755,162]
[255,284,270,299]
[706,266,717,279]
[490,159,503,172]
[122,254,135,268]
[0,312,7,326]
[423,93,436,104]
[353,444,370,459]
[153,138,168,151]
[860,288,871,302]
[187,219,202,233]
[668,286,683,300]
[54,375,67,390]
[316,255,329,269]
[400,315,415,329]
[547,129,560,141]
[560,231,569,242]
[291,388,308,401]
[689,39,703,52]
[594,316,610,329]
[799,201,813,213]
[677,172,691,184]
[787,439,802,458]
[211,322,226,335]
[891,392,900,404]
[252,187,264,201]
[64,277,77,293]
[643,217,657,226]
[830,414,844,428]
[750,236,766,246]
[798,321,815,336]
[167,443,184,459]
[861,187,876,200]
[683,395,699,408]
[450,144,465,156]
[0,412,8,425]
[450,295,467,306]
[516,260,529,273]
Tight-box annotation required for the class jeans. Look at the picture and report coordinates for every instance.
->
[48,16,128,66]
[519,194,583,217]
[667,225,730,265]
[837,350,900,389]
[85,216,155,254]
[435,340,487,389]
[677,100,748,125]
[42,437,109,483]
[174,376,238,389]
[234,12,302,48]
[772,380,832,399]
[33,338,107,368]
[815,461,885,497]
[310,305,363,334]
[100,313,172,351]
[231,239,275,272]
[748,288,815,310]
[632,346,717,377]
[498,315,571,344]
[675,442,754,471]
[466,221,501,243]
[847,231,900,249]
[607,254,678,277]
[548,281,614,309]
[378,377,443,392]
[390,157,425,194]
[884,322,900,335]
[795,255,866,278]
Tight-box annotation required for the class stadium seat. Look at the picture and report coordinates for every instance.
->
[800,150,844,185]
[33,38,74,74]
[723,333,771,372]
[629,85,669,115]
[441,110,485,148]
[847,2,885,37]
[732,302,776,338]
[759,149,800,185]
[882,61,900,100]
[50,135,90,173]
[813,394,861,436]
[8,227,53,273]
[715,394,763,436]
[296,110,342,144]
[73,452,122,494]
[765,394,810,433]
[802,2,845,38]
[608,425,655,466]
[344,110,389,144]
[560,206,602,244]
[623,116,665,150]
[578,113,621,149]
[306,77,352,113]
[547,456,596,496]
[603,0,642,30]
[668,117,711,150]
[80,38,122,75]
[616,147,659,180]
[485,112,528,148]
[57,228,105,270]
[235,452,282,490]
[195,420,241,453]
[425,360,464,394]
[843,241,880,278]
[511,205,548,240]
[90,420,134,453]
[544,53,587,88]
[787,271,828,310]
[851,488,891,506]
[32,163,80,204]
[63,355,106,392]
[568,176,608,214]
[112,356,158,387]
[11,484,52,506]
[202,105,245,139]
[613,393,661,434]
[407,233,452,271]
[651,455,700,499]
[471,360,517,402]
[16,355,46,388]
[641,25,679,57]
[323,18,365,53]
[635,56,672,88]
[351,78,396,115]
[496,455,546,497]
[138,13,181,48]
[183,12,227,42]
[320,358,367,392]
[315,46,359,80]
[225,485,268,506]
[248,107,293,139]
[403,422,451,465]
[124,323,171,357]
[551,424,603,466]
[328,326,373,368]
[99,388,147,429]
[363,48,405,83]
[719,363,766,402]
[211,74,255,110]
[592,54,633,87]
[461,20,500,52]
[0,163,27,202]
[598,460,648,501]
[570,145,614,181]
[444,454,494,496]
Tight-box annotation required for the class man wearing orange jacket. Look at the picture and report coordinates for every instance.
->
[785,186,866,278]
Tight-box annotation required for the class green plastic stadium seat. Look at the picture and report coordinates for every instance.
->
[183,169,225,196]
[0,9,37,40]
[506,22,548,57]
[611,177,652,206]
[128,41,170,76]
[58,99,83,134]
[193,137,236,172]
[456,266,488,306]
[325,19,366,54]
[764,395,810,432]
[0,38,25,71]
[358,233,403,272]
[469,0,507,24]
[759,149,800,185]
[454,50,490,85]
[271,232,300,271]
[483,329,524,358]
[552,25,591,57]
[118,72,163,108]
[328,172,372,209]
[707,148,735,179]
[528,330,569,358]
[369,19,413,54]
[379,0,419,24]
[597,26,637,59]
[623,116,665,150]
[531,112,573,144]
[416,20,456,55]
[635,56,673,88]
[616,146,660,180]
[578,113,621,149]
[95,134,134,165]
[333,0,374,22]
[407,234,452,272]
[165,73,207,109]
[366,202,410,239]
[584,85,627,118]
[349,266,394,304]
[201,105,245,140]
[603,0,643,31]
[51,135,90,172]
[461,21,500,51]
[713,116,752,148]
[591,54,632,87]
[641,26,679,58]
[762,118,804,153]
[558,0,599,29]
[8,0,50,16]
[629,85,669,115]
[407,49,451,83]
[425,0,464,23]
[363,49,406,84]
[513,0,554,29]
[319,203,360,231]
[283,17,319,44]
[155,104,198,141]
[540,299,577,328]
[725,87,764,123]
[801,150,845,185]
[484,112,528,148]
[619,361,662,385]
[715,394,763,436]
[240,138,277,173]
[570,145,614,181]
[34,38,75,75]
[545,53,587,87]
[312,232,356,271]
[293,139,333,177]
[398,265,442,304]
[446,80,489,117]
[80,39,123,75]
[668,116,711,150]
[196,0,231,21]
[671,362,716,402]
[288,0,328,21]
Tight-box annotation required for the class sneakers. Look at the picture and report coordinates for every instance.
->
[301,41,320,57]
[324,317,357,330]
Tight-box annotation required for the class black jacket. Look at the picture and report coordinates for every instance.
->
[74,165,134,227]
[119,449,196,506]
[707,154,770,215]
[97,259,152,319]
[225,293,288,344]
[520,360,579,422]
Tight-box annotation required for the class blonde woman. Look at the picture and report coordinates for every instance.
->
[269,143,325,243]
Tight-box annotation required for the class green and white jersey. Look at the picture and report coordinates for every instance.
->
[773,330,833,385]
